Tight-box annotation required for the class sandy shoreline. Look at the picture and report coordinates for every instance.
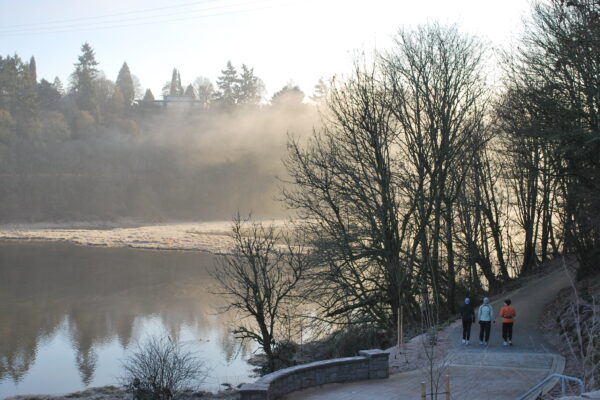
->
[0,220,289,254]
[4,386,240,400]
[0,221,245,254]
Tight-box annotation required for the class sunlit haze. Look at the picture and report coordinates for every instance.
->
[0,0,529,99]
[1,0,599,398]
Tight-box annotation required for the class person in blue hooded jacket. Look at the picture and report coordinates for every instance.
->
[478,297,495,345]
[459,297,475,345]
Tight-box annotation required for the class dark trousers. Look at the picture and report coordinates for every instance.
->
[479,321,491,342]
[462,320,472,340]
[502,322,514,341]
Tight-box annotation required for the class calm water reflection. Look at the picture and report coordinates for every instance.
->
[0,241,253,398]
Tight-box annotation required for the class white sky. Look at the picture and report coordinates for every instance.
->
[0,0,531,99]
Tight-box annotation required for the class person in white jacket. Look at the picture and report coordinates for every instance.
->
[478,297,495,345]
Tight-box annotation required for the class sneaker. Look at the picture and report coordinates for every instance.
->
[461,339,466,344]
[503,341,508,346]
[479,341,484,345]
[509,340,513,346]
[466,340,469,345]
[484,341,488,346]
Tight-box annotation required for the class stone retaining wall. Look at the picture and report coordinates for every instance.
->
[239,349,389,400]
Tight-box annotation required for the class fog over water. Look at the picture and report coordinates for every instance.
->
[0,241,253,398]
[0,70,318,397]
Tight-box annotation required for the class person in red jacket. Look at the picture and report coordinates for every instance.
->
[499,299,516,346]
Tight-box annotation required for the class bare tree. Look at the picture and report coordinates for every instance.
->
[213,215,311,373]
[284,24,491,331]
[498,0,600,278]
[193,76,214,109]
[284,59,410,330]
[382,24,490,313]
[419,300,453,400]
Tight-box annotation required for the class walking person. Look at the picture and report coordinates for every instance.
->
[478,297,494,346]
[460,297,475,345]
[499,299,516,346]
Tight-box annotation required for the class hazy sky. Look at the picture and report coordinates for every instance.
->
[0,0,531,99]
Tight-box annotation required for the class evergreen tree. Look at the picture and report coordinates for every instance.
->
[214,61,239,109]
[169,68,183,96]
[16,57,38,120]
[137,89,160,114]
[0,55,20,139]
[139,88,158,112]
[142,88,155,102]
[0,55,37,131]
[22,57,38,113]
[177,71,183,95]
[116,62,135,106]
[29,56,37,84]
[184,84,195,98]
[0,55,21,112]
[237,64,263,106]
[70,42,99,116]
[53,77,64,95]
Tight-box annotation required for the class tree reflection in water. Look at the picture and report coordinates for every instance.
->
[0,241,252,395]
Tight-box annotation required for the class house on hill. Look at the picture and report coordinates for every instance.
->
[151,95,204,109]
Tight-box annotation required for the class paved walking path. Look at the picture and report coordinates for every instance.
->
[284,268,571,400]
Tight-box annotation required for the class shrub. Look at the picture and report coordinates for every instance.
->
[39,111,71,141]
[303,324,393,361]
[71,110,96,138]
[115,118,140,136]
[120,336,207,400]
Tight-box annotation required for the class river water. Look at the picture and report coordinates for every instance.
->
[0,241,254,398]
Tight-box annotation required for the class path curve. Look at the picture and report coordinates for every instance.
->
[283,267,571,400]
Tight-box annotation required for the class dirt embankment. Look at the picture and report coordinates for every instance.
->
[540,263,600,397]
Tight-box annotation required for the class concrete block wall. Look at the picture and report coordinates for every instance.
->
[239,349,389,400]
[359,349,390,379]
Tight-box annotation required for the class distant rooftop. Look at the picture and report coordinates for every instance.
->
[140,94,204,108]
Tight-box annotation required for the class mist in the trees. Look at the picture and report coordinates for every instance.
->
[0,47,318,223]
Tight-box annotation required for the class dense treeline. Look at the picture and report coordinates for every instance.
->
[216,1,600,372]
[284,24,496,331]
[284,0,600,332]
[0,44,317,222]
[498,0,600,280]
